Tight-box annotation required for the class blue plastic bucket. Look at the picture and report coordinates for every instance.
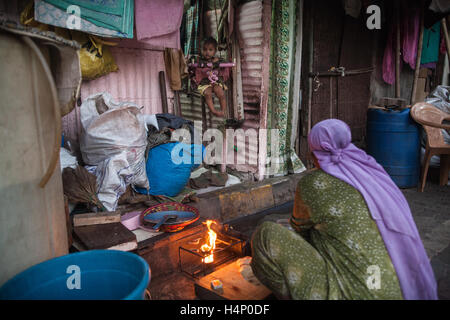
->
[0,250,150,300]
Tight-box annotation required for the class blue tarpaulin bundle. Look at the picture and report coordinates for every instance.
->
[136,142,204,197]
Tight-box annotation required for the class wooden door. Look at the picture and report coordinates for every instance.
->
[300,0,378,160]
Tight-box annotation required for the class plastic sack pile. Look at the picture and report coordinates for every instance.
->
[80,92,149,211]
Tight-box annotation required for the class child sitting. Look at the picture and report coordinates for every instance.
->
[192,37,228,118]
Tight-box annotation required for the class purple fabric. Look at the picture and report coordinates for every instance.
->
[383,2,421,84]
[308,119,438,300]
[421,62,437,69]
[402,7,420,69]
[135,0,183,49]
[382,20,396,85]
[192,67,231,86]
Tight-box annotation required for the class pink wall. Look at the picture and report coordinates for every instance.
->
[62,44,173,144]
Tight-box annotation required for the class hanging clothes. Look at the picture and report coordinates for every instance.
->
[382,2,422,85]
[402,6,421,70]
[421,20,441,65]
[164,48,188,91]
[265,0,306,176]
[382,18,396,85]
[135,0,183,49]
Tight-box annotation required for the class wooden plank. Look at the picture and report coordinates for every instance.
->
[195,258,272,300]
[72,212,121,227]
[64,195,73,248]
[73,222,137,251]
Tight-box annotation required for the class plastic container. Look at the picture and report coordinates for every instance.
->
[0,250,150,300]
[367,107,421,188]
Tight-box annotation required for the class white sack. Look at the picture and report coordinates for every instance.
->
[60,147,78,172]
[80,92,149,211]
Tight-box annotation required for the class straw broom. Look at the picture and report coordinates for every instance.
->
[62,166,107,212]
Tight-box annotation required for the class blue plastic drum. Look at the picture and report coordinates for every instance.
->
[367,107,421,188]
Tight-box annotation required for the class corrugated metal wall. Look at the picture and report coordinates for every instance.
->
[62,45,173,144]
[62,1,268,176]
[180,93,223,129]
[179,1,265,174]
[235,0,265,172]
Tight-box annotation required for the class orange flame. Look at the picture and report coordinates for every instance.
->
[201,220,217,263]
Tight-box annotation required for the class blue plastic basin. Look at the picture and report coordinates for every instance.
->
[0,250,150,300]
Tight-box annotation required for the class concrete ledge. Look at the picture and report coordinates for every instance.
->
[191,171,308,222]
[137,171,308,282]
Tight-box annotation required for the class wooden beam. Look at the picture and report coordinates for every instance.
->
[73,211,121,227]
[159,71,169,114]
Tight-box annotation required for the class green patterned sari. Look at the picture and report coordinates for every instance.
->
[251,170,403,300]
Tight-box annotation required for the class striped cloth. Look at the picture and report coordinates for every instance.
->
[184,1,200,57]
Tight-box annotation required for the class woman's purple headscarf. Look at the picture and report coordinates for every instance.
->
[308,119,437,300]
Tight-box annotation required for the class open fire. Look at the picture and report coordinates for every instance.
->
[178,220,245,278]
[200,220,217,263]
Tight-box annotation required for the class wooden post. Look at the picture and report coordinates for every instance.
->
[441,17,450,64]
[395,4,401,98]
[159,71,169,114]
[201,96,207,135]
[174,91,182,117]
[411,7,425,104]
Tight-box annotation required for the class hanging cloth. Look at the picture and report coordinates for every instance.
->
[421,20,441,65]
[265,0,306,176]
[135,0,183,49]
[164,48,188,91]
[184,1,200,56]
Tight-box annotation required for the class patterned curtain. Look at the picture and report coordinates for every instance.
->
[184,0,200,57]
[265,0,305,176]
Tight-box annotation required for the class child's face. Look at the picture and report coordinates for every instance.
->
[202,43,216,59]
